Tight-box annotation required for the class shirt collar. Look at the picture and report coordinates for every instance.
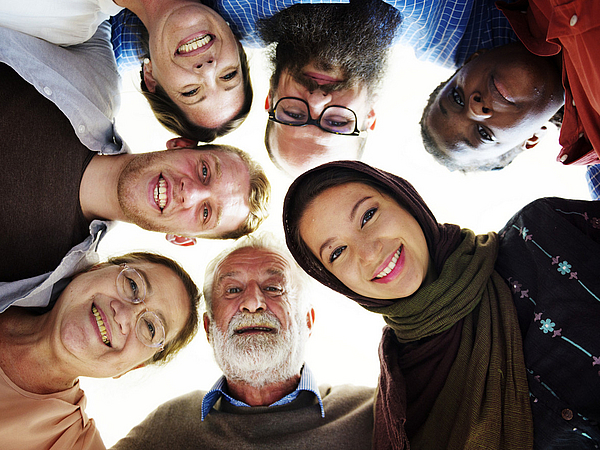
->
[201,364,324,420]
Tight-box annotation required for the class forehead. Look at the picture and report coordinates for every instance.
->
[215,248,291,282]
[301,182,400,231]
[207,151,251,235]
[181,85,245,128]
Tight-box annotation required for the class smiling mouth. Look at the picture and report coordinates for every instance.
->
[234,326,276,335]
[373,246,402,280]
[92,304,111,347]
[153,175,167,211]
[177,34,212,55]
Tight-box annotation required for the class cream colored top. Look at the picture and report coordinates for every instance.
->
[0,365,105,450]
[0,0,123,46]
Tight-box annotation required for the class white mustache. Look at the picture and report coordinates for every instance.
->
[227,311,281,335]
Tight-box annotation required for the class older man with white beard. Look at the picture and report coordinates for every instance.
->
[112,235,375,450]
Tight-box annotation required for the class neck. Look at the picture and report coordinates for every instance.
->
[226,374,301,406]
[0,309,77,394]
[80,153,133,222]
[115,0,198,28]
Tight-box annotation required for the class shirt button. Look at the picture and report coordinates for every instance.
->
[562,409,574,420]
[78,125,86,134]
[43,86,52,96]
[579,132,585,138]
[572,99,576,107]
[570,15,578,26]
[560,154,568,162]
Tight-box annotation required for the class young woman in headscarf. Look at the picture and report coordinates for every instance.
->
[282,160,600,450]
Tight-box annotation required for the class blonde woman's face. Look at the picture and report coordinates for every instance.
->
[146,3,245,128]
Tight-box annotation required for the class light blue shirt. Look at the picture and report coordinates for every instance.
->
[201,365,325,420]
[0,24,125,311]
[0,23,127,155]
[111,0,516,71]
[0,221,110,313]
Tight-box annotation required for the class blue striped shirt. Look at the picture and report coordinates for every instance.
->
[586,165,600,201]
[110,0,517,72]
[201,364,325,420]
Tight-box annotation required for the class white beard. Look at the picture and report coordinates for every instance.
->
[209,310,308,388]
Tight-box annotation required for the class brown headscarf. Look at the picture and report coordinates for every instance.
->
[283,161,533,449]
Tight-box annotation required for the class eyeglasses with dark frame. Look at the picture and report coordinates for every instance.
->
[268,97,367,136]
[116,264,166,350]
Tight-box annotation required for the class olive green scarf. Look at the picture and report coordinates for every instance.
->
[367,230,533,450]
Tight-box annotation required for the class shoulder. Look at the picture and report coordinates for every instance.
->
[319,384,375,406]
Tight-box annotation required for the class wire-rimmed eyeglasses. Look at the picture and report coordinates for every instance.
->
[116,264,166,350]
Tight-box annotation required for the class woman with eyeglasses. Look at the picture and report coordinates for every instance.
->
[0,252,200,450]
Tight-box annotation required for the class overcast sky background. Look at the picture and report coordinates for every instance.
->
[79,44,590,447]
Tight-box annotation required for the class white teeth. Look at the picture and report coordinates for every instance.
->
[153,176,167,210]
[177,35,212,54]
[92,305,111,347]
[375,247,401,279]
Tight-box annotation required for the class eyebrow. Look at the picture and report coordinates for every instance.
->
[351,196,372,221]
[318,196,372,260]
[210,156,223,229]
[136,268,153,296]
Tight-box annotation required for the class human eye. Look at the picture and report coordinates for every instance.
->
[182,87,199,97]
[281,107,307,121]
[201,205,209,222]
[264,285,284,294]
[143,318,156,338]
[324,117,349,128]
[361,208,377,228]
[451,87,464,107]
[477,125,495,142]
[200,162,208,182]
[225,286,242,295]
[221,70,238,81]
[329,245,347,263]
[125,277,139,298]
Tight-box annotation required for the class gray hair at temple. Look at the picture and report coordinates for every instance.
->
[203,233,311,319]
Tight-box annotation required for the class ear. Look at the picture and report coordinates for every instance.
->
[166,137,198,150]
[305,307,315,336]
[203,313,211,342]
[522,125,548,150]
[166,234,197,246]
[465,48,487,64]
[265,93,271,111]
[142,59,158,93]
[367,108,377,131]
[112,363,145,379]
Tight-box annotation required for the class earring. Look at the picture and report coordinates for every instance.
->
[143,58,150,65]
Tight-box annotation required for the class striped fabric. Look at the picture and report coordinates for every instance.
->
[201,364,325,420]
[110,0,517,72]
[586,164,600,200]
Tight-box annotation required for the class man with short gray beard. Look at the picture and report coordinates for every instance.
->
[112,235,375,450]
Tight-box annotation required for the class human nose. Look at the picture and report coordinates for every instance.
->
[356,238,381,265]
[238,282,267,313]
[307,90,333,119]
[111,299,142,337]
[180,177,209,208]
[467,92,492,119]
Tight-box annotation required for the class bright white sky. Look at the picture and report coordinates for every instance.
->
[80,45,590,447]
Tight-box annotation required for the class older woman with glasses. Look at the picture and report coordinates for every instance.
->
[0,252,200,450]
